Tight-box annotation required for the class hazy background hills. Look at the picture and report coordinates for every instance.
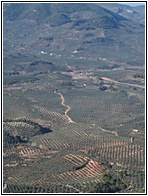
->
[3,3,145,74]
[97,3,145,24]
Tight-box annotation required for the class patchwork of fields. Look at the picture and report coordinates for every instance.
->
[3,2,145,193]
[3,68,145,193]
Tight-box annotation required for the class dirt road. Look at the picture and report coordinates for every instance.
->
[54,91,120,136]
[98,126,118,136]
[101,77,145,89]
[54,91,75,123]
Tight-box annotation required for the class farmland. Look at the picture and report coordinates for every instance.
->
[3,3,145,194]
[3,65,145,193]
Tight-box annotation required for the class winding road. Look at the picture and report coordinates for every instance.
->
[54,91,75,123]
[54,90,120,136]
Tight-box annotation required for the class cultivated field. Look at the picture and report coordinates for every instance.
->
[3,66,145,193]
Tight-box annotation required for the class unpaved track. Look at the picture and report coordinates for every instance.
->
[54,91,75,123]
[98,126,118,136]
[54,91,118,135]
[101,77,145,89]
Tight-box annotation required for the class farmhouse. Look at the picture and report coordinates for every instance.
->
[132,129,138,132]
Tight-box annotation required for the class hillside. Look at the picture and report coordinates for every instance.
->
[3,3,145,194]
[97,3,145,24]
[3,3,145,75]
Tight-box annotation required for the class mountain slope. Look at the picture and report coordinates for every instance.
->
[97,3,145,24]
[3,3,145,74]
[4,3,144,28]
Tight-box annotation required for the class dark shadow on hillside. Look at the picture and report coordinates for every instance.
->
[37,127,53,135]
